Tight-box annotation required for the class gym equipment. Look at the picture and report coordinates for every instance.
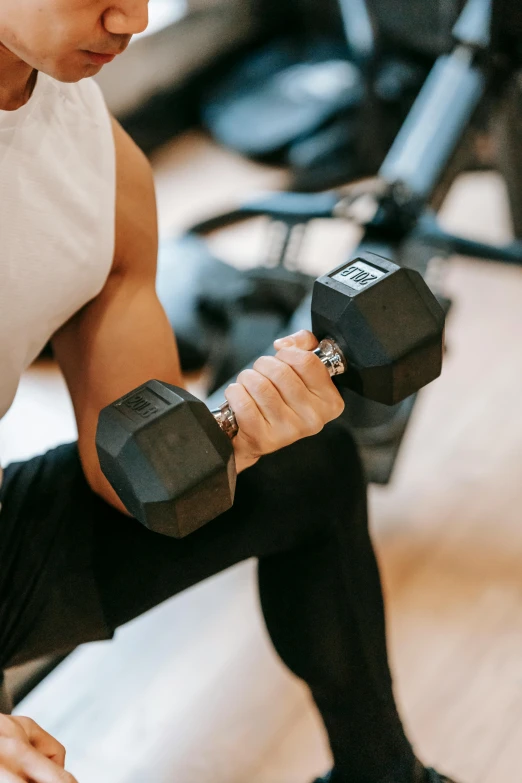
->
[201,40,428,190]
[199,0,433,189]
[157,234,238,372]
[366,0,462,57]
[177,0,522,489]
[199,263,315,392]
[158,193,338,393]
[201,39,364,159]
[96,252,445,538]
[157,232,316,386]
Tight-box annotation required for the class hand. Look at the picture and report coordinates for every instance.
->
[225,330,345,471]
[0,714,77,782]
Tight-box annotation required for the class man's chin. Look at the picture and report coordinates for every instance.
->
[47,61,103,83]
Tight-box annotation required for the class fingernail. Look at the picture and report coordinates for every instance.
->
[274,337,295,348]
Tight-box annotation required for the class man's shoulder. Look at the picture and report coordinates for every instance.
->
[111,116,157,275]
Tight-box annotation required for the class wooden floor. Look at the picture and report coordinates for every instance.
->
[3,133,522,783]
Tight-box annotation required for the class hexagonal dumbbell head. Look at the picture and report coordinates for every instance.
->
[311,251,445,405]
[96,381,236,538]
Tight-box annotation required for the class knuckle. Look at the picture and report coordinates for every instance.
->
[19,716,37,732]
[1,736,19,751]
[314,413,326,433]
[335,397,346,417]
[250,373,275,396]
[236,369,256,386]
[294,422,312,441]
[252,356,273,374]
[330,392,345,418]
[53,741,67,763]
[230,390,254,412]
[299,350,319,373]
[270,360,294,385]
[0,735,25,758]
[305,411,324,435]
[238,369,274,397]
[255,356,293,383]
[294,329,315,347]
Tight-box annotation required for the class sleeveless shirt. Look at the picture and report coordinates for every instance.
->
[0,72,116,487]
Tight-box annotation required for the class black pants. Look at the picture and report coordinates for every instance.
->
[0,423,419,783]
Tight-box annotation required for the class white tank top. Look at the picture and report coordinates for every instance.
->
[0,72,116,481]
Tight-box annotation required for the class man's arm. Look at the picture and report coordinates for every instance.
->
[53,119,344,514]
[52,119,183,511]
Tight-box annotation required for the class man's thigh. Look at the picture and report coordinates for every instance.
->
[0,422,366,670]
[0,444,112,669]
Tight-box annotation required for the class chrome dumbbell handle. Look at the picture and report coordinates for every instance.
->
[211,338,347,439]
[312,337,347,378]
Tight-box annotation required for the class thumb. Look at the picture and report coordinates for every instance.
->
[274,330,319,352]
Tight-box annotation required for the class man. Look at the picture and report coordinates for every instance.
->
[0,2,458,782]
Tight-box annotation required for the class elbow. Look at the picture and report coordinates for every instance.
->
[80,444,131,517]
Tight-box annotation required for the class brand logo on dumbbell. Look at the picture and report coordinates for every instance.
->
[331,260,387,292]
[339,265,377,285]
[120,393,160,420]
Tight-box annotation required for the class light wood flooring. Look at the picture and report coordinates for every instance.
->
[2,132,522,783]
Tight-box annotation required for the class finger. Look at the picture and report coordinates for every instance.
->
[274,347,334,396]
[273,329,318,352]
[275,348,345,419]
[19,745,77,783]
[0,738,76,783]
[225,381,269,430]
[12,718,65,767]
[0,717,24,743]
[252,356,323,431]
[235,369,295,428]
[0,770,24,783]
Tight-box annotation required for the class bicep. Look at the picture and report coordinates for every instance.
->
[53,273,181,423]
[52,119,182,502]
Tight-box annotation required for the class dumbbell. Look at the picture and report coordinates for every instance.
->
[96,252,445,538]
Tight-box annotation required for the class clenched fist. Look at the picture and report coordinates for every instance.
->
[225,330,345,472]
[0,714,77,782]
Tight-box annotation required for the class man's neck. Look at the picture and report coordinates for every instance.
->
[0,44,37,111]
